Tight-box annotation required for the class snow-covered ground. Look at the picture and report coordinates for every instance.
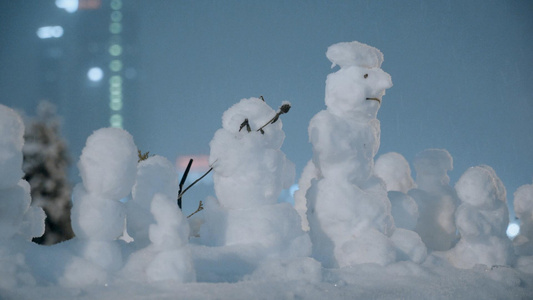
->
[1,41,532,299]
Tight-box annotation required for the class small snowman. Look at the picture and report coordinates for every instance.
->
[512,180,533,274]
[0,104,46,288]
[200,97,310,266]
[121,193,195,283]
[127,155,179,249]
[408,149,459,251]
[305,41,396,268]
[64,127,138,286]
[375,152,418,230]
[513,181,533,256]
[447,165,513,269]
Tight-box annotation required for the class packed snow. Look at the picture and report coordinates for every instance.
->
[1,41,532,299]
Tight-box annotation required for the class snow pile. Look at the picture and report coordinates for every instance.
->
[446,165,513,269]
[409,149,459,251]
[0,104,45,289]
[197,97,312,281]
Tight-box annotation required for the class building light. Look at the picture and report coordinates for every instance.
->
[111,11,123,22]
[110,114,123,128]
[109,60,123,72]
[109,22,122,34]
[55,0,78,13]
[110,0,122,10]
[36,26,64,39]
[110,101,123,111]
[87,67,103,82]
[109,44,122,56]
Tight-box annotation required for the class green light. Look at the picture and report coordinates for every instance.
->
[110,114,123,128]
[110,86,122,95]
[110,0,122,10]
[109,22,122,34]
[110,101,123,111]
[109,75,122,86]
[109,44,122,56]
[111,11,123,22]
[109,60,123,72]
[110,94,122,103]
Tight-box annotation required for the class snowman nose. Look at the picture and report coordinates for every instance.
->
[366,97,381,104]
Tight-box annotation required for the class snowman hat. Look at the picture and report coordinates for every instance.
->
[326,41,384,69]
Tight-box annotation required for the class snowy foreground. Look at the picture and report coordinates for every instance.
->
[1,41,533,299]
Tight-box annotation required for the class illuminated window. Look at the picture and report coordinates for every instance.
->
[109,44,122,56]
[110,101,123,111]
[109,75,122,86]
[55,0,78,13]
[87,67,103,82]
[110,114,123,128]
[109,60,123,72]
[110,0,122,10]
[111,11,123,22]
[36,26,64,39]
[109,22,122,34]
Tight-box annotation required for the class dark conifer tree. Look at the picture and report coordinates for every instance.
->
[23,101,74,245]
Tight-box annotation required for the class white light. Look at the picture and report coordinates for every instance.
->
[87,67,103,82]
[55,0,79,13]
[36,26,64,39]
[506,223,520,239]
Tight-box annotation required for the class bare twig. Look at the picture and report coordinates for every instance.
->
[187,201,204,218]
[137,150,151,162]
[177,159,217,199]
[256,102,291,134]
[177,158,193,209]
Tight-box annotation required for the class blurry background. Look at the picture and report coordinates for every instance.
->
[1,1,532,225]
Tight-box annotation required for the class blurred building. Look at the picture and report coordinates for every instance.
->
[37,0,139,152]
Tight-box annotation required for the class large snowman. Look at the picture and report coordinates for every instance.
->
[200,97,310,266]
[305,41,396,268]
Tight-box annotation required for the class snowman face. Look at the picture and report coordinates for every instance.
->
[325,66,392,118]
[221,97,284,149]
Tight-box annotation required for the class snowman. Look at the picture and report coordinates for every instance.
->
[63,127,138,286]
[304,41,397,268]
[513,181,533,256]
[127,155,180,249]
[121,155,195,283]
[447,165,513,269]
[0,104,46,288]
[513,181,533,273]
[408,149,459,251]
[199,97,310,273]
[375,152,418,231]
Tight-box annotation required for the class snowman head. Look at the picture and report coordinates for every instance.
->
[455,165,506,209]
[324,41,393,118]
[221,97,285,149]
